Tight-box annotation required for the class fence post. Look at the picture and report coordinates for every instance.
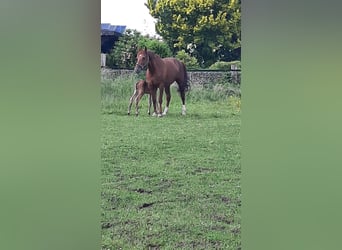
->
[231,64,239,84]
[101,53,106,68]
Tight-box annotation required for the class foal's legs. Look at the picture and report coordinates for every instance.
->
[128,89,138,115]
[162,86,171,116]
[134,90,144,116]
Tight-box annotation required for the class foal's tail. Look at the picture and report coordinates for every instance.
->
[178,62,190,93]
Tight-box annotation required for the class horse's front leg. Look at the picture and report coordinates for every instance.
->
[151,88,158,116]
[147,94,152,115]
[162,86,171,116]
[158,87,164,117]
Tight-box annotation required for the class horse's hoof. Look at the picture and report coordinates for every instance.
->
[158,113,163,118]
[152,112,157,117]
[181,105,186,115]
[127,112,130,115]
[162,107,169,116]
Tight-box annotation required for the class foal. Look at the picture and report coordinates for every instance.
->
[127,79,152,116]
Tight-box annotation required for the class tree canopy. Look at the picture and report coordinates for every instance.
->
[146,0,241,67]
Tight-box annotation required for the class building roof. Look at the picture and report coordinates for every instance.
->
[101,23,126,35]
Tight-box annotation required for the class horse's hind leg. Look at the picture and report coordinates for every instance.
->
[180,90,186,115]
[162,86,171,116]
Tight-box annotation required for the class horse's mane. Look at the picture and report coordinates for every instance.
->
[147,50,161,61]
[145,51,163,74]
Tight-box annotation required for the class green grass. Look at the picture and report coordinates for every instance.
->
[101,76,241,249]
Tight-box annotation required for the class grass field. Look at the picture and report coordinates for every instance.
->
[101,75,241,249]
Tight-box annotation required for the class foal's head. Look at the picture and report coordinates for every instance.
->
[134,47,149,74]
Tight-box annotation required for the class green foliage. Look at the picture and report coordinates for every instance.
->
[175,49,200,69]
[106,29,142,69]
[140,37,173,58]
[146,0,241,67]
[106,29,172,69]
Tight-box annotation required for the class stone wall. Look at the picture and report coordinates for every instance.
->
[101,68,133,79]
[101,68,241,85]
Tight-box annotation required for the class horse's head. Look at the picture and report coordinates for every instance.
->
[134,47,149,74]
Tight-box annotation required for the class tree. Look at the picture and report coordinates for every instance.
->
[146,0,241,67]
[106,29,141,69]
[106,29,172,69]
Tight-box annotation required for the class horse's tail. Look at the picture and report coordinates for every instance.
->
[179,62,190,93]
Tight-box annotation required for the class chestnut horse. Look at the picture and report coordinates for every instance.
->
[133,47,189,117]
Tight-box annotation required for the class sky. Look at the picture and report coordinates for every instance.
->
[101,0,157,36]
